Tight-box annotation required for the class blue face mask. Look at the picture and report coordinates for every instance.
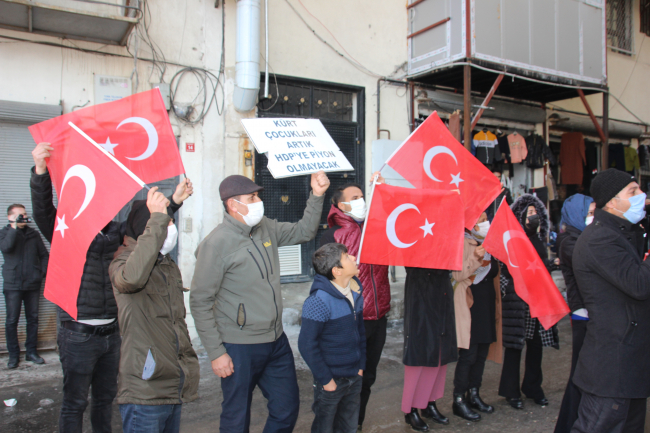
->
[614,192,647,224]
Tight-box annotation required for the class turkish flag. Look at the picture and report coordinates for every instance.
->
[29,88,184,184]
[385,112,502,229]
[482,201,569,329]
[358,183,464,270]
[43,131,143,319]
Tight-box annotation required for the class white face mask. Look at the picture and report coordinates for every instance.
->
[585,215,594,226]
[234,199,265,227]
[341,198,367,221]
[160,224,178,256]
[471,221,490,239]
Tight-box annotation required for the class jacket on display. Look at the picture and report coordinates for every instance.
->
[525,134,556,169]
[572,208,650,398]
[559,132,586,185]
[507,132,528,164]
[0,225,48,291]
[320,205,391,321]
[472,130,503,165]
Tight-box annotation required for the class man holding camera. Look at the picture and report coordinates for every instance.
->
[0,204,49,368]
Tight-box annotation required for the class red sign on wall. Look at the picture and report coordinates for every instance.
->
[186,143,195,152]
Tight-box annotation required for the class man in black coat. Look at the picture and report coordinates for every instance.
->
[571,169,650,433]
[0,204,48,368]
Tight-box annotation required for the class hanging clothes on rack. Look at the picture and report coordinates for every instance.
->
[624,146,640,175]
[559,132,586,185]
[608,144,626,172]
[472,129,502,165]
[497,131,511,162]
[525,134,556,169]
[448,110,461,142]
[507,132,528,164]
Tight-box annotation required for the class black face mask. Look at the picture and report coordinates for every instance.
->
[525,214,540,233]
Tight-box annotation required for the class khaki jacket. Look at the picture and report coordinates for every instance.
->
[110,213,199,405]
[190,193,324,361]
[452,238,482,349]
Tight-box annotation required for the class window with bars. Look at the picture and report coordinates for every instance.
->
[607,0,634,54]
[642,0,650,37]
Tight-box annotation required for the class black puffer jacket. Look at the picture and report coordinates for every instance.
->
[500,194,559,350]
[0,225,49,291]
[525,134,556,169]
[30,167,121,321]
[558,225,584,313]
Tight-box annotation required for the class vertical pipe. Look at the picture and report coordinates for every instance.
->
[410,82,415,132]
[463,65,472,151]
[377,79,381,139]
[264,0,269,98]
[602,92,609,170]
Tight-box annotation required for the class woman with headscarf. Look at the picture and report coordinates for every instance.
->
[451,212,500,422]
[553,194,595,433]
[498,194,559,410]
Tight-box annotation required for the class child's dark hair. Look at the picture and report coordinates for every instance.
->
[312,243,348,280]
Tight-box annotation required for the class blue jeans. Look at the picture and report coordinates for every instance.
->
[120,404,182,433]
[220,332,300,433]
[57,326,121,433]
[312,375,363,433]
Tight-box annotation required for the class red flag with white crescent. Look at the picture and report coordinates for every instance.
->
[40,132,143,319]
[358,183,464,270]
[384,111,502,229]
[482,200,569,329]
[29,88,184,184]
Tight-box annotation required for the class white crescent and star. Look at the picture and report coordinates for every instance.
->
[99,117,159,160]
[502,230,529,268]
[423,146,464,188]
[55,164,97,238]
[386,204,435,249]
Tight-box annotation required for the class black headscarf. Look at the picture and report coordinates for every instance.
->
[126,200,175,241]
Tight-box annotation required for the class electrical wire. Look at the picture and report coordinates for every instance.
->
[258,51,280,112]
[168,4,225,125]
[284,0,384,78]
[609,34,647,113]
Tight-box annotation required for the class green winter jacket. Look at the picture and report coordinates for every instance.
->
[110,212,199,405]
[190,193,324,361]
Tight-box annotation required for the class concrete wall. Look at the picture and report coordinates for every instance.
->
[552,0,650,127]
[0,0,410,339]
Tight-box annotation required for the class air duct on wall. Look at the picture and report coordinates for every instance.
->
[234,0,261,112]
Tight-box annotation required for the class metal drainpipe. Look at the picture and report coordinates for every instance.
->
[234,0,261,112]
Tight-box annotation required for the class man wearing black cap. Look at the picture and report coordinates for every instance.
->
[571,169,650,433]
[190,171,330,433]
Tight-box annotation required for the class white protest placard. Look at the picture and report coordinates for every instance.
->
[241,118,354,179]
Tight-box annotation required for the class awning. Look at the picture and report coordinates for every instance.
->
[0,0,139,46]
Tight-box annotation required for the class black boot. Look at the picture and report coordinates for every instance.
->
[404,408,429,432]
[505,397,524,409]
[467,388,494,413]
[421,400,449,425]
[25,352,44,364]
[7,354,18,369]
[452,393,481,422]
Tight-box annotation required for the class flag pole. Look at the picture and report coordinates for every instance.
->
[68,121,149,190]
[356,174,379,265]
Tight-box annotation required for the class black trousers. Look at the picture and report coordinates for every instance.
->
[358,316,387,427]
[570,390,647,433]
[498,323,544,399]
[4,289,40,357]
[312,375,362,433]
[58,326,121,433]
[554,319,588,433]
[453,342,490,395]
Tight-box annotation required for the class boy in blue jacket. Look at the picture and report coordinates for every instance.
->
[299,243,366,433]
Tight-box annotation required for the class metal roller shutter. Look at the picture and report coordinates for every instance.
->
[0,121,59,353]
[0,99,61,353]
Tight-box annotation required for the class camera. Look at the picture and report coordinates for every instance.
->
[11,215,32,224]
